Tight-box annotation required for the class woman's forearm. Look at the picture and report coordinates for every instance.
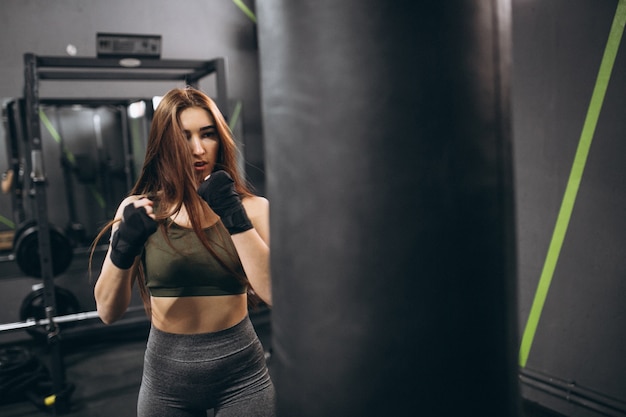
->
[231,230,272,306]
[94,252,135,324]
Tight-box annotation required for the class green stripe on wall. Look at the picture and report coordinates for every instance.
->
[519,0,626,368]
[233,0,256,23]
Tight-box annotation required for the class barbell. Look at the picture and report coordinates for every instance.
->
[0,291,145,338]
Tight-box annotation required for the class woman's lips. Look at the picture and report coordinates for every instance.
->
[194,161,207,171]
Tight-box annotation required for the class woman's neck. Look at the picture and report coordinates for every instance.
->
[168,202,218,229]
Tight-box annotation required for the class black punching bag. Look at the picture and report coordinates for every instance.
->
[257,1,519,416]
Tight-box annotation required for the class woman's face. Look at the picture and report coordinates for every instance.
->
[180,106,220,184]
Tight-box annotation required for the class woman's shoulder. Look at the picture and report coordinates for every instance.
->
[242,195,269,216]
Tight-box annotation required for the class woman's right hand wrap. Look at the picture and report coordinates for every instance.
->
[110,203,157,269]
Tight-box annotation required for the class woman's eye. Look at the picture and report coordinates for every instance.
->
[203,130,217,139]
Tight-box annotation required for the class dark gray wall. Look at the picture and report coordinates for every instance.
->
[513,0,626,415]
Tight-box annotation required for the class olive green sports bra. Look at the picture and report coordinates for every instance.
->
[143,220,247,297]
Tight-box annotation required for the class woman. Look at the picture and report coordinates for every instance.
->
[93,86,274,416]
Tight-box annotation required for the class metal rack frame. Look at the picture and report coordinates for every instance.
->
[15,52,229,413]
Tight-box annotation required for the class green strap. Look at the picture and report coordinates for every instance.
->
[232,0,257,23]
[229,100,243,132]
[39,109,75,164]
[38,109,106,209]
[0,214,15,229]
[519,0,626,368]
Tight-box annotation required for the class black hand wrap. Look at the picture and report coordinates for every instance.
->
[197,170,253,235]
[110,203,158,269]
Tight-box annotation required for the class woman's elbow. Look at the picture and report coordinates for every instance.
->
[97,311,116,325]
[96,304,124,325]
[255,284,272,307]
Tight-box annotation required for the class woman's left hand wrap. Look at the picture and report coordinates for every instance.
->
[197,170,253,235]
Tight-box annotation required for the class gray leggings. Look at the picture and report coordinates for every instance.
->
[137,316,275,417]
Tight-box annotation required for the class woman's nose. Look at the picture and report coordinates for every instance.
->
[191,136,205,155]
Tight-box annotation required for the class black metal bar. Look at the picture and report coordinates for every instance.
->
[36,56,216,70]
[184,62,218,86]
[33,56,218,83]
[38,71,200,81]
[0,306,146,334]
[23,52,70,414]
[214,57,229,120]
[39,98,145,106]
[118,105,135,193]
[2,100,26,225]
[520,368,626,417]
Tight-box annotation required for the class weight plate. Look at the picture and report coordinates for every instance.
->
[19,286,81,340]
[14,222,73,278]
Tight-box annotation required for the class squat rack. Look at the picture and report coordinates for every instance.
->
[15,52,229,413]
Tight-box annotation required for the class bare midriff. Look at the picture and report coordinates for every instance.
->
[149,294,248,334]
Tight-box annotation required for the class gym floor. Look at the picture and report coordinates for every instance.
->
[0,306,562,417]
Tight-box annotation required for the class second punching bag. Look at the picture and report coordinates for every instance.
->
[257,1,519,416]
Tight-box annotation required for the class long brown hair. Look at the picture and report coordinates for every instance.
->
[91,86,259,311]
